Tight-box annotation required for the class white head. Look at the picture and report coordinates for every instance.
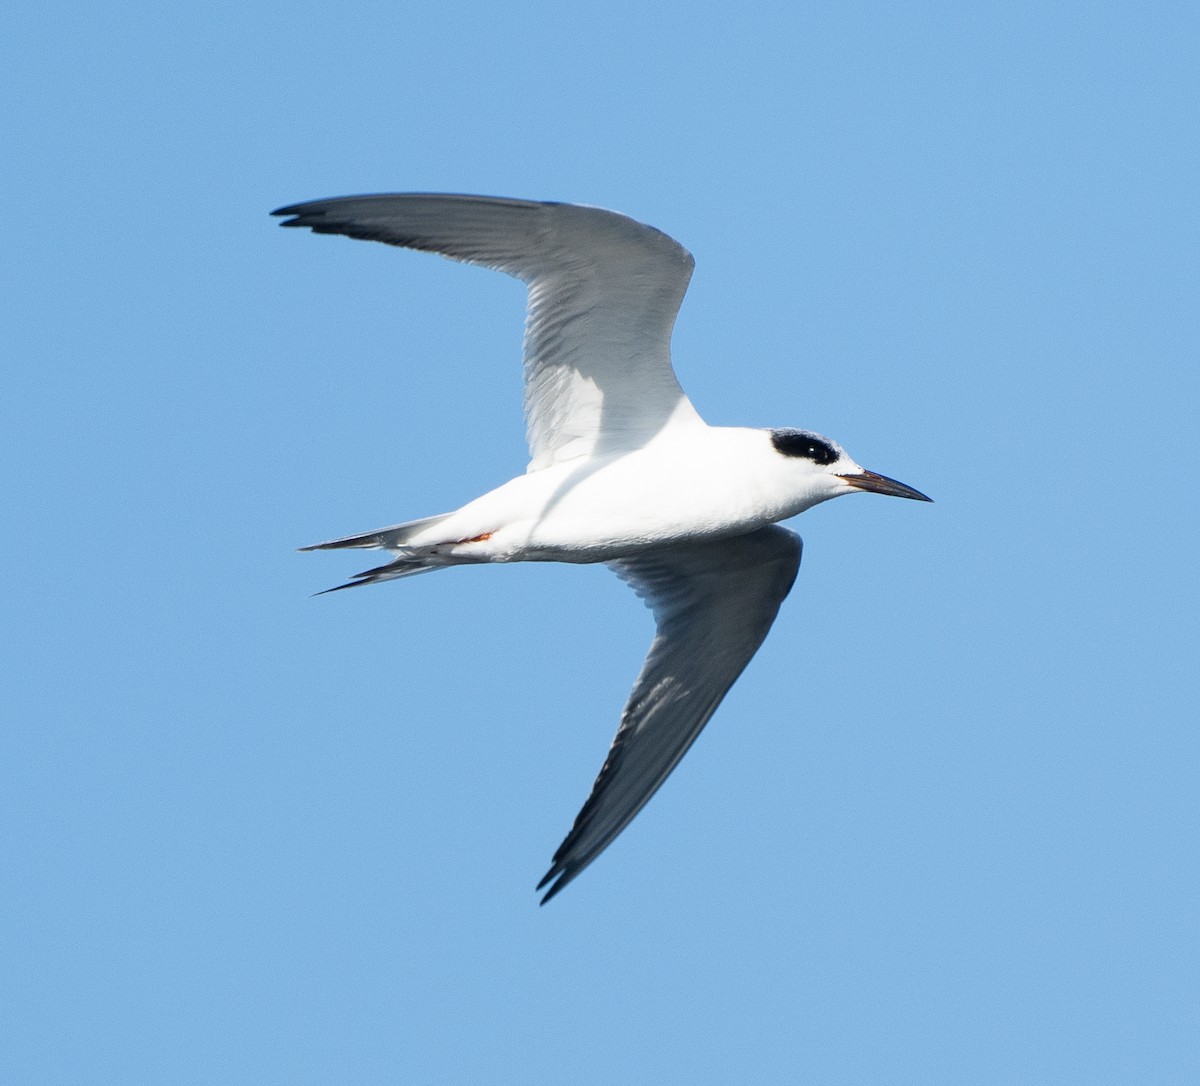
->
[768,428,932,507]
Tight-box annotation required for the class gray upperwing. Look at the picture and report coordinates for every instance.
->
[537,525,803,903]
[273,193,702,470]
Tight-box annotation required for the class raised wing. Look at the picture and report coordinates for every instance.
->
[537,526,803,903]
[272,194,706,470]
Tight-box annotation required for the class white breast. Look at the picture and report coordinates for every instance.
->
[428,426,824,563]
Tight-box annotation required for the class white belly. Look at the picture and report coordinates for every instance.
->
[423,426,822,564]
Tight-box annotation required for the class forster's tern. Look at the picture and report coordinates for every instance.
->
[274,193,931,902]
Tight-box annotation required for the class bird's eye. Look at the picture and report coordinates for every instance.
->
[770,429,838,465]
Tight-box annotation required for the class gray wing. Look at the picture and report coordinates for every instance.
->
[272,193,705,470]
[537,526,803,903]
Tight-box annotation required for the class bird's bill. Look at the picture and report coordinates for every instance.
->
[838,469,933,502]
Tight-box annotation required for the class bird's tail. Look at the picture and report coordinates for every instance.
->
[311,553,447,595]
[300,511,458,594]
[299,512,454,552]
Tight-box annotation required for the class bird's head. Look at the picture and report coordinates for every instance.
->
[768,428,933,506]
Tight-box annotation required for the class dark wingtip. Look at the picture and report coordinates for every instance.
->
[537,850,589,904]
[537,875,566,906]
[271,202,326,227]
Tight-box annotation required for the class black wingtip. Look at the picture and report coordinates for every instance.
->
[536,858,582,904]
[271,202,327,227]
[537,874,567,906]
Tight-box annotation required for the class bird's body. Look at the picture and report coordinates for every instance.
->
[274,193,931,901]
[310,425,848,568]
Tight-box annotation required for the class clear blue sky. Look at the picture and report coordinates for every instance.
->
[4,3,1197,1083]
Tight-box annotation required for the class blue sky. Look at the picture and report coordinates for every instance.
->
[3,2,1197,1083]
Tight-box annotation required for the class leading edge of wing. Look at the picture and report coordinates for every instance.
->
[270,192,693,286]
[273,193,552,271]
[537,525,803,904]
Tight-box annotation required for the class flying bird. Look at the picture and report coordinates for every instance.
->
[273,194,931,902]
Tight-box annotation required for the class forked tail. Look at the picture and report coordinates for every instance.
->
[300,512,456,594]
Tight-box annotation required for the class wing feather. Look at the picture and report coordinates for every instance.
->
[272,193,704,468]
[537,526,803,903]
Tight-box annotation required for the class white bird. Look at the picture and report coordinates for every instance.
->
[274,194,931,903]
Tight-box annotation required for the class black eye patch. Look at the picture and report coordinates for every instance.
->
[769,429,839,465]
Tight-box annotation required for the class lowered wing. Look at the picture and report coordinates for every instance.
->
[538,525,803,903]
